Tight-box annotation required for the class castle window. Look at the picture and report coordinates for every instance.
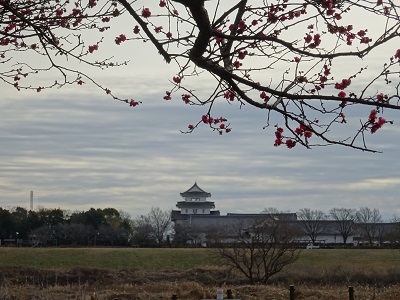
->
[193,209,197,214]
[191,198,200,202]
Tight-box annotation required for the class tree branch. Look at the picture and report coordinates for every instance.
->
[117,0,171,63]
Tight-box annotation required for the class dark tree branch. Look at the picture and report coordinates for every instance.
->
[117,0,171,63]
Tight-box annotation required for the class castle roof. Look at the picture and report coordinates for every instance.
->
[176,201,215,209]
[180,182,211,198]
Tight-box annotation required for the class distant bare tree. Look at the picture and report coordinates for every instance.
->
[355,207,382,245]
[213,216,301,285]
[56,223,91,245]
[262,207,293,216]
[172,224,190,246]
[262,207,283,214]
[148,207,172,244]
[297,208,328,244]
[388,215,400,245]
[132,215,155,247]
[30,226,53,246]
[329,208,356,245]
[375,223,390,246]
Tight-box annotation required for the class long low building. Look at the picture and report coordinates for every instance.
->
[171,183,399,247]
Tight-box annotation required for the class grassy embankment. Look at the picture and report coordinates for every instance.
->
[0,247,211,270]
[0,247,399,271]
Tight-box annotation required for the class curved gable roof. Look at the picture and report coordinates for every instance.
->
[180,182,211,197]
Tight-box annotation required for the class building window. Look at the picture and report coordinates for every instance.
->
[193,209,197,214]
[185,209,188,213]
[202,209,205,213]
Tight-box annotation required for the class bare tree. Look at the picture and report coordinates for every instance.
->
[262,207,281,214]
[329,207,356,245]
[375,223,391,246]
[132,214,155,247]
[2,1,400,151]
[355,207,382,245]
[262,207,292,214]
[172,223,191,246]
[30,225,53,246]
[132,208,172,246]
[56,223,91,246]
[213,216,301,284]
[297,208,328,244]
[388,215,400,246]
[148,207,173,244]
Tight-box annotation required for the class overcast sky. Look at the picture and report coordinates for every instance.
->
[1,1,399,221]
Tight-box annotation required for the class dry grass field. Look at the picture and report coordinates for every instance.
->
[1,248,400,299]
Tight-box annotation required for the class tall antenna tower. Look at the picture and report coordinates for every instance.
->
[30,191,33,211]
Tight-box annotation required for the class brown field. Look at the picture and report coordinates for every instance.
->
[1,248,400,299]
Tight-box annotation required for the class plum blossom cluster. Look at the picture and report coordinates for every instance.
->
[260,92,270,103]
[376,93,388,103]
[128,99,141,107]
[334,78,352,98]
[163,91,172,100]
[182,94,191,104]
[88,44,99,53]
[173,76,181,84]
[141,8,151,18]
[203,115,231,134]
[224,89,236,101]
[115,34,127,45]
[395,49,400,60]
[367,92,394,134]
[327,24,372,45]
[274,127,296,149]
[309,64,330,94]
[295,123,313,139]
[273,122,314,149]
[187,115,231,135]
[335,78,351,90]
[368,109,387,134]
[304,33,321,48]
[265,1,306,24]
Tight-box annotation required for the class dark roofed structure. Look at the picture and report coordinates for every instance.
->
[180,182,211,198]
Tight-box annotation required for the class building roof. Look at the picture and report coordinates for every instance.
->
[227,213,297,221]
[180,182,211,198]
[171,210,220,221]
[176,201,215,209]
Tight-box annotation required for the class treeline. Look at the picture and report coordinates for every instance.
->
[0,206,172,247]
[283,206,400,246]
